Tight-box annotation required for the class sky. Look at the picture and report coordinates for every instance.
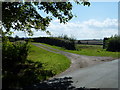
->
[11,1,118,40]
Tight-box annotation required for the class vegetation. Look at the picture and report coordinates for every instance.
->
[73,44,119,58]
[2,37,70,89]
[106,35,120,52]
[2,1,90,35]
[2,37,30,89]
[38,42,119,58]
[28,44,70,75]
[31,37,76,50]
[1,1,91,89]
[0,43,1,49]
[58,34,76,42]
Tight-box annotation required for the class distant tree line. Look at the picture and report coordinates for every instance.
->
[31,37,76,50]
[7,35,76,50]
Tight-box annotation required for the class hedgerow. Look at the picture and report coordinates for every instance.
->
[31,37,76,50]
[106,35,120,52]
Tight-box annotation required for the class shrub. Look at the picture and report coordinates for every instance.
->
[2,37,55,89]
[106,35,120,52]
[2,39,29,72]
[2,37,30,88]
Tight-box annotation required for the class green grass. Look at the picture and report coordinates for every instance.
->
[28,44,71,75]
[0,38,2,41]
[69,44,120,58]
[36,42,66,51]
[34,42,120,58]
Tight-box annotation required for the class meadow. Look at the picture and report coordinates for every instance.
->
[37,42,120,58]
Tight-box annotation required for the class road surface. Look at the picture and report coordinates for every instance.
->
[57,59,118,88]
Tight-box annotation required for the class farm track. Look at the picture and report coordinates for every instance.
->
[32,43,115,77]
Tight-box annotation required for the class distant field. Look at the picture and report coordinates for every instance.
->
[35,42,120,58]
[72,44,119,58]
[76,40,103,45]
[28,44,71,78]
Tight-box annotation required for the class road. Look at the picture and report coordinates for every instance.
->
[32,43,119,88]
[57,59,118,88]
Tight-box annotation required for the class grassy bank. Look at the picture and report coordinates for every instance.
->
[28,44,71,77]
[35,42,119,58]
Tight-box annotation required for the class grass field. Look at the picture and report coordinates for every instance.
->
[28,44,71,76]
[71,44,120,58]
[36,42,120,58]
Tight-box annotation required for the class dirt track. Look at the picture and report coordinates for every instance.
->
[32,43,115,78]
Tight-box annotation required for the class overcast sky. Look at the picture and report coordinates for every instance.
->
[12,2,118,40]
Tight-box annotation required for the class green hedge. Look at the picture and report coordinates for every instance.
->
[106,35,120,52]
[31,37,76,50]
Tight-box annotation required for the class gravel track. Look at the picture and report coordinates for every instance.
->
[32,43,115,78]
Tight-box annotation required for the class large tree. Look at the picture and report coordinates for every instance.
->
[2,1,90,36]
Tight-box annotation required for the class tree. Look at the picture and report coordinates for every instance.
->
[15,35,19,41]
[2,1,90,36]
[106,35,120,52]
[2,1,91,89]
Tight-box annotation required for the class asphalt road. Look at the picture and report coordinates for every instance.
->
[57,59,119,88]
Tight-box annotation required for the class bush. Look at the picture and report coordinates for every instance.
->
[106,35,120,52]
[2,38,29,72]
[2,37,55,89]
[2,37,30,88]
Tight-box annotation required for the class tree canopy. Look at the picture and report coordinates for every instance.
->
[2,1,90,36]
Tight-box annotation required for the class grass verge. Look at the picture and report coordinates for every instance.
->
[34,42,120,58]
[28,44,71,76]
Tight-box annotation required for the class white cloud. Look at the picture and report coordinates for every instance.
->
[12,18,118,40]
[83,18,117,28]
[45,18,118,39]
